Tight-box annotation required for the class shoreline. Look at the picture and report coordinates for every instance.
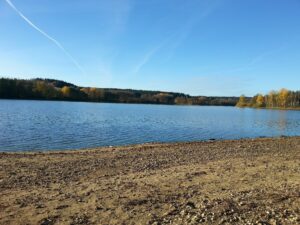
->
[236,106,300,111]
[1,135,298,153]
[1,137,299,224]
[0,98,237,107]
[2,98,300,111]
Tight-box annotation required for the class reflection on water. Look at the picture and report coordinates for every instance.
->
[0,100,300,151]
[278,111,287,131]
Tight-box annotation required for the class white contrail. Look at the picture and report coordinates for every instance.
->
[5,0,86,75]
[132,37,170,74]
[132,45,162,74]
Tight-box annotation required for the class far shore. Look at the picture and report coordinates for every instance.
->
[2,98,300,112]
[0,97,236,107]
[0,137,299,224]
[237,105,300,111]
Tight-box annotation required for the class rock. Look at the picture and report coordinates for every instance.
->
[39,217,57,225]
[186,201,196,209]
[269,219,277,225]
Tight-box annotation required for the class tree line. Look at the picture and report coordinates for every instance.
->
[236,89,300,109]
[0,77,239,106]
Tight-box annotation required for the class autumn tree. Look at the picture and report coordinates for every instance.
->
[266,90,278,108]
[255,94,265,107]
[236,95,248,107]
[1,78,300,108]
[248,95,257,107]
[33,81,60,99]
[278,88,290,108]
[61,86,72,98]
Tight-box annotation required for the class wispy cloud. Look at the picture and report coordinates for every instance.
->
[165,0,222,59]
[132,0,222,73]
[169,74,254,96]
[111,0,134,31]
[5,0,86,75]
[184,46,287,96]
[217,45,287,74]
[132,44,163,74]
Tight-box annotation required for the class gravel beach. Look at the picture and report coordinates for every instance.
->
[0,137,299,225]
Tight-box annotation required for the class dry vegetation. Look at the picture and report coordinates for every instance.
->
[0,137,299,225]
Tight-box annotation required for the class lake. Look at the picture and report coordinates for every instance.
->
[0,100,300,151]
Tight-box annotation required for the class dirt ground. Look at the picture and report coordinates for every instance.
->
[0,137,299,225]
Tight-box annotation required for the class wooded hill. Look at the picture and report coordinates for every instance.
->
[0,78,239,106]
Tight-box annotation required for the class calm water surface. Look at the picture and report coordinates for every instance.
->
[1,100,300,151]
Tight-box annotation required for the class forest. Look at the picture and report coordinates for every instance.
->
[0,78,239,106]
[236,89,300,109]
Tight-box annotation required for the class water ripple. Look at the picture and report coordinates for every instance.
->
[1,100,300,151]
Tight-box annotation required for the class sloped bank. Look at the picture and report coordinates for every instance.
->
[0,137,299,224]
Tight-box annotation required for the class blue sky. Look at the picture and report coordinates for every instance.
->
[1,0,300,96]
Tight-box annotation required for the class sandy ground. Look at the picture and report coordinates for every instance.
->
[0,137,299,225]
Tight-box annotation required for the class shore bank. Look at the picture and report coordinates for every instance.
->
[236,106,300,111]
[0,137,299,225]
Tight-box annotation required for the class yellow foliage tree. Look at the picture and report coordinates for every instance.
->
[267,90,277,108]
[236,95,247,107]
[256,94,265,107]
[61,86,71,98]
[278,88,289,108]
